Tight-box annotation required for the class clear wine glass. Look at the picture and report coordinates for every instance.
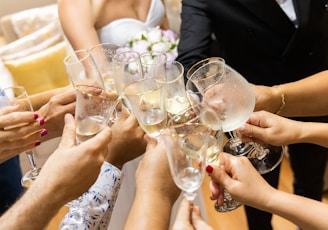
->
[123,77,167,138]
[67,85,118,207]
[64,49,105,89]
[187,57,284,173]
[89,43,122,93]
[161,123,211,203]
[112,50,144,111]
[2,86,41,188]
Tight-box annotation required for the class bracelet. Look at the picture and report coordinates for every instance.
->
[273,85,285,115]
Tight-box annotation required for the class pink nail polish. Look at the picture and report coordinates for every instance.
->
[40,129,48,137]
[33,113,39,120]
[34,141,41,147]
[39,118,45,126]
[206,165,214,173]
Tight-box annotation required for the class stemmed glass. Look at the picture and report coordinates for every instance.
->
[122,77,167,138]
[89,43,122,93]
[187,57,284,179]
[112,50,144,110]
[186,57,255,212]
[64,49,105,89]
[67,85,118,207]
[161,123,211,203]
[1,86,41,188]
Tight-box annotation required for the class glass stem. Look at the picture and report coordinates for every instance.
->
[25,149,39,175]
[184,192,197,202]
[254,143,269,160]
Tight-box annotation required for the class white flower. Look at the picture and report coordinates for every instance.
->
[126,26,179,61]
[151,42,171,53]
[147,27,162,43]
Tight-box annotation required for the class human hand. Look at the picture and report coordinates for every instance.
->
[172,198,213,230]
[37,88,76,140]
[0,105,45,163]
[252,84,282,113]
[237,110,301,146]
[206,152,275,209]
[135,135,180,203]
[33,113,112,206]
[105,107,146,169]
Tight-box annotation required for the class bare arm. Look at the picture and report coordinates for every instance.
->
[58,0,103,50]
[0,114,112,229]
[254,70,328,117]
[124,136,180,230]
[237,110,328,148]
[207,153,328,230]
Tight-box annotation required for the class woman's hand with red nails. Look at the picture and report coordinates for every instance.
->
[37,87,76,140]
[207,152,275,210]
[0,105,45,163]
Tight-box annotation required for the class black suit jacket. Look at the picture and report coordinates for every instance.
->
[177,0,328,86]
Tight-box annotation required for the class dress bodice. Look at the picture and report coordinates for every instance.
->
[97,0,165,46]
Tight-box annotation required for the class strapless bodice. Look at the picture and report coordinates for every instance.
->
[97,0,165,46]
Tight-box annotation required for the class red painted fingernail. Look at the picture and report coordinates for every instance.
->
[33,113,39,120]
[39,118,45,126]
[206,165,214,173]
[34,141,41,147]
[40,129,48,137]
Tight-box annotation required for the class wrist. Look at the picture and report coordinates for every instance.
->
[272,85,286,115]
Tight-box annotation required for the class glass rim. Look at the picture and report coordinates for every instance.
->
[186,57,225,82]
[64,49,90,65]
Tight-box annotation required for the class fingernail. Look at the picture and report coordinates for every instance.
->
[40,129,48,137]
[39,118,45,126]
[33,113,39,120]
[238,125,246,132]
[34,141,41,147]
[206,165,214,173]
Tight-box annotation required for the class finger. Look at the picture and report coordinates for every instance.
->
[191,206,212,229]
[175,198,192,223]
[0,111,39,128]
[0,104,20,115]
[238,123,267,142]
[58,113,76,148]
[79,126,112,159]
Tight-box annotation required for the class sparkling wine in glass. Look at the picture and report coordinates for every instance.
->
[123,77,167,138]
[161,123,211,202]
[2,86,41,188]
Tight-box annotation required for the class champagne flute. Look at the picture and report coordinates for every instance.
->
[89,43,122,92]
[67,85,118,207]
[123,77,167,138]
[167,103,242,212]
[161,123,211,202]
[64,49,105,89]
[112,50,143,110]
[2,86,41,188]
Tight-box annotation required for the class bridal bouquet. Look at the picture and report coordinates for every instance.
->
[127,26,179,63]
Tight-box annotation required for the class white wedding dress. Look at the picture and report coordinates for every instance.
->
[62,0,207,229]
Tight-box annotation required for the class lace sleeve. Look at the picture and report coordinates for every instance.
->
[59,162,123,230]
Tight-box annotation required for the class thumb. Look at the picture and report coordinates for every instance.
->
[58,113,76,148]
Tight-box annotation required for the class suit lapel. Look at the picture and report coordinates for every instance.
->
[293,0,311,27]
[233,0,295,35]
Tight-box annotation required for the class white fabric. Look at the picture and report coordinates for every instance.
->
[60,162,123,230]
[97,0,165,46]
[276,0,297,25]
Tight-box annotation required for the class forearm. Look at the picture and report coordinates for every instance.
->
[263,189,328,230]
[278,70,328,117]
[0,180,63,229]
[124,192,174,230]
[30,86,71,111]
[296,122,328,148]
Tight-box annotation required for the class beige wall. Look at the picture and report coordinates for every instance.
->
[0,0,56,35]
